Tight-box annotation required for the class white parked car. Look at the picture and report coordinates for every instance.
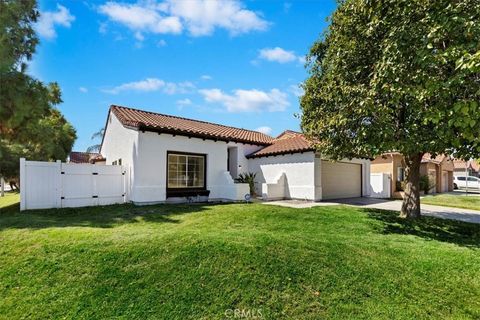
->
[453,175,480,189]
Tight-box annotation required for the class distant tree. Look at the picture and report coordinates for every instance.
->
[0,0,76,186]
[301,0,480,218]
[86,128,105,153]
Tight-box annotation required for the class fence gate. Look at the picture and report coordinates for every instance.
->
[20,158,126,211]
[369,173,391,198]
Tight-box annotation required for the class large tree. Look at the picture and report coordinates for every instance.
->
[0,0,76,184]
[301,0,480,218]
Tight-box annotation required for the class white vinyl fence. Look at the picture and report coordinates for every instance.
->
[369,173,391,198]
[20,158,127,211]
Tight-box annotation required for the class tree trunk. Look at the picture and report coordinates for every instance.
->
[400,153,423,218]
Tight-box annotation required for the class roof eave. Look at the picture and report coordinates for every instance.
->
[246,148,315,159]
[136,124,273,146]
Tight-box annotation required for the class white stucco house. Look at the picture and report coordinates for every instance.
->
[93,105,370,204]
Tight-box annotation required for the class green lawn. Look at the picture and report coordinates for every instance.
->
[0,192,20,209]
[1,200,479,319]
[422,193,480,211]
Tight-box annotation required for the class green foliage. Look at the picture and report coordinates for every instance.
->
[301,0,480,160]
[0,0,76,179]
[0,0,38,72]
[86,128,105,153]
[396,180,405,192]
[234,172,257,196]
[419,175,434,194]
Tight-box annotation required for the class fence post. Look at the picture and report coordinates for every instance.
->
[55,160,62,208]
[0,176,4,197]
[20,158,26,211]
[122,166,127,203]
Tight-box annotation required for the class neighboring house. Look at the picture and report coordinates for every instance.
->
[371,153,454,198]
[68,151,106,164]
[78,105,371,204]
[453,159,480,177]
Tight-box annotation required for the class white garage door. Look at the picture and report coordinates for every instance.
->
[442,171,448,192]
[321,161,362,200]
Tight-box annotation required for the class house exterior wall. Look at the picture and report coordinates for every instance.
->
[227,142,263,179]
[131,132,262,203]
[249,153,370,201]
[248,152,316,200]
[439,159,454,192]
[371,154,403,197]
[100,112,139,199]
[421,160,454,193]
[101,113,372,203]
[372,153,455,197]
[370,156,393,174]
[421,162,437,193]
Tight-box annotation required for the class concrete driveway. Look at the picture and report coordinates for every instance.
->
[264,197,480,224]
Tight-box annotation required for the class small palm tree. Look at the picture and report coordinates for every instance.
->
[86,128,105,153]
[235,172,257,196]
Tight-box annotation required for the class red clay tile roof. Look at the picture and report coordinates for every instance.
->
[69,152,104,164]
[453,160,467,169]
[110,105,274,145]
[247,134,314,158]
[454,159,480,172]
[275,130,304,140]
[472,160,480,172]
[422,153,448,164]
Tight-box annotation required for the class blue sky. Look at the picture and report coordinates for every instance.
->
[32,0,335,151]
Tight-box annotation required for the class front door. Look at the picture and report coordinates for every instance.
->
[227,147,238,179]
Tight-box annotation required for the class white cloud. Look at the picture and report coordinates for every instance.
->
[201,75,212,80]
[176,98,192,106]
[36,5,75,39]
[99,22,108,34]
[258,47,304,64]
[134,31,145,41]
[164,81,195,95]
[79,87,88,93]
[157,39,167,47]
[102,78,195,94]
[99,0,268,38]
[255,126,272,135]
[289,84,304,97]
[199,88,289,113]
[166,0,269,36]
[99,2,182,35]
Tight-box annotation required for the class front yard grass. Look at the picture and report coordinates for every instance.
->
[422,193,480,211]
[1,201,479,319]
[0,192,19,210]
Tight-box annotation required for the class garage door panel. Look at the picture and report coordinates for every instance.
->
[321,161,361,200]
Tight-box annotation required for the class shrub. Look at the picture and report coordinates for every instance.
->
[235,172,257,196]
[419,175,435,194]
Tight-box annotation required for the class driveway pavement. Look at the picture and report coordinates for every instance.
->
[264,197,480,224]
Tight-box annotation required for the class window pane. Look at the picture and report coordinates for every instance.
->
[168,153,205,188]
[168,154,178,163]
[397,167,404,182]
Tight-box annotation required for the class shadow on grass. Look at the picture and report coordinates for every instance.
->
[365,208,480,248]
[0,202,220,230]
